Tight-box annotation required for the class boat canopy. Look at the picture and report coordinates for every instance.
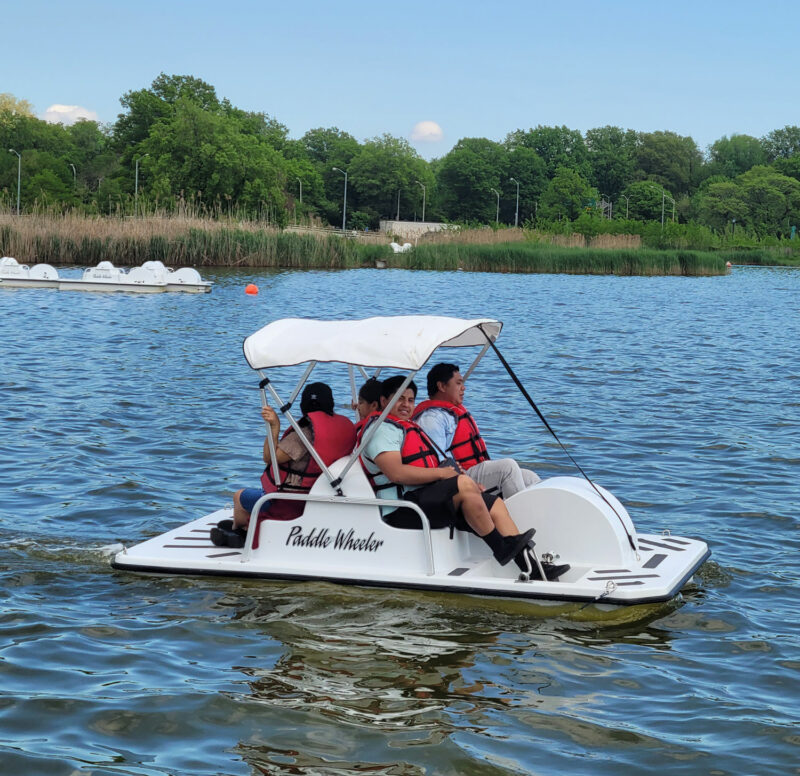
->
[242,316,503,370]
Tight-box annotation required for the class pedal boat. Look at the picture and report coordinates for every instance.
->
[112,316,710,610]
[0,258,211,293]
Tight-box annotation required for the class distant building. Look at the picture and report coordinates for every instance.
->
[379,220,455,241]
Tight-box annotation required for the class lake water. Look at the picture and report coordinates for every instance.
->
[1,266,798,775]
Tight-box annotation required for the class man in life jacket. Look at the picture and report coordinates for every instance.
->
[413,363,540,500]
[359,376,568,580]
[211,382,356,548]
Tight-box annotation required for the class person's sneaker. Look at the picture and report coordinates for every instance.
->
[494,528,536,566]
[515,545,570,581]
[210,519,247,548]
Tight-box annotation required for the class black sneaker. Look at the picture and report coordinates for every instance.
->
[494,529,536,566]
[210,519,247,548]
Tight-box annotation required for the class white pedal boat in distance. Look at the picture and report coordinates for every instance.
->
[0,258,211,293]
[112,316,710,611]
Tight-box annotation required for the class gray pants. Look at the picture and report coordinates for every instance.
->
[467,459,540,500]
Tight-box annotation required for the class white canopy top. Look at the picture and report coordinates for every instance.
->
[243,316,503,370]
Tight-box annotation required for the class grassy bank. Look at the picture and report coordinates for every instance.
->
[0,215,390,269]
[402,242,728,276]
[0,215,728,275]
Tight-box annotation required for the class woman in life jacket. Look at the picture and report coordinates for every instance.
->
[354,377,381,434]
[359,376,569,579]
[211,381,356,548]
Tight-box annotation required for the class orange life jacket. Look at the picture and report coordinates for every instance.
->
[356,412,440,496]
[260,411,357,519]
[412,399,490,470]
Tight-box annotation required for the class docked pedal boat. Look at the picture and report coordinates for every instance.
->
[0,257,211,293]
[111,315,710,610]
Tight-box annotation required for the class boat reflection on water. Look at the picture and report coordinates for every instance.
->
[215,580,690,774]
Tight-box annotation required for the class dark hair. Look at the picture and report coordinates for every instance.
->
[300,382,335,416]
[380,375,417,401]
[358,377,382,404]
[426,363,459,398]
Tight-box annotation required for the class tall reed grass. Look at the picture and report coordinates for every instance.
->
[0,214,390,269]
[0,214,727,275]
[403,242,727,276]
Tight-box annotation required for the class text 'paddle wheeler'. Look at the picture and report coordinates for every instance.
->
[112,316,710,611]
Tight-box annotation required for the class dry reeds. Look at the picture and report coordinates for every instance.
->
[416,227,642,250]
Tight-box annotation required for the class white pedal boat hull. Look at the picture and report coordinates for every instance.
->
[112,471,710,609]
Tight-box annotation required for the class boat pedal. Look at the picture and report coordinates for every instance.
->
[448,567,470,576]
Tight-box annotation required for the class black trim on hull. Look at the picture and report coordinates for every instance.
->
[111,548,711,607]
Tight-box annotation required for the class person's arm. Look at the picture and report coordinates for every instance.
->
[374,450,456,485]
[416,409,455,454]
[261,406,292,465]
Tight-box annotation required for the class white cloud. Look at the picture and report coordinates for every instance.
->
[41,104,99,125]
[410,120,443,143]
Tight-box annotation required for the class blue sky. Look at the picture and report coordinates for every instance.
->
[4,0,798,159]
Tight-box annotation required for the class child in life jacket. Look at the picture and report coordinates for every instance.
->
[211,382,356,547]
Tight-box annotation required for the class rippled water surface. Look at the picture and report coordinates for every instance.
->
[1,266,798,775]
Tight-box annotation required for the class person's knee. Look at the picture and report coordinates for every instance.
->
[233,489,244,506]
[457,474,480,494]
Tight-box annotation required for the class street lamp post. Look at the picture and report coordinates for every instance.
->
[490,187,500,225]
[134,154,149,217]
[509,177,520,227]
[621,194,630,219]
[69,163,76,188]
[396,188,400,220]
[415,180,426,222]
[601,193,613,220]
[332,167,348,232]
[8,149,21,215]
[297,178,302,204]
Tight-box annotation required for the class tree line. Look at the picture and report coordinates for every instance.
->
[2,75,799,239]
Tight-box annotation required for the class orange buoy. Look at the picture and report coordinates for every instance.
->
[245,283,259,295]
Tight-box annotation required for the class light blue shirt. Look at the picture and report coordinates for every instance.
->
[362,422,422,515]
[415,407,457,455]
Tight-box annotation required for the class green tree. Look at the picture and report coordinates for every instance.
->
[707,134,765,179]
[0,93,35,117]
[620,180,672,222]
[762,125,800,161]
[504,146,546,224]
[538,167,597,221]
[585,125,637,199]
[635,131,703,195]
[436,137,508,222]
[737,165,800,237]
[348,134,431,226]
[506,125,590,180]
[695,180,749,231]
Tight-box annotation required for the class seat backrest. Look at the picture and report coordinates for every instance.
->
[308,456,376,498]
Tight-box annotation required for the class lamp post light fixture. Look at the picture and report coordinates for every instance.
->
[69,163,76,187]
[415,180,426,222]
[332,167,348,232]
[134,154,149,217]
[621,194,631,219]
[8,148,21,215]
[490,187,500,225]
[509,177,520,227]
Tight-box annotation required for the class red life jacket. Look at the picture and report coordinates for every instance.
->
[356,412,440,496]
[412,399,490,470]
[260,411,357,519]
